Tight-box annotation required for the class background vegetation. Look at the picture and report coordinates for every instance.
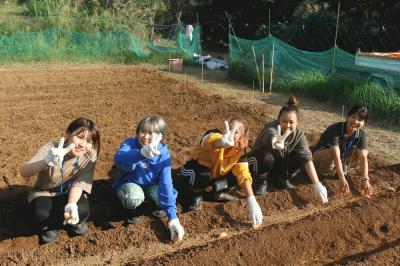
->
[0,0,398,123]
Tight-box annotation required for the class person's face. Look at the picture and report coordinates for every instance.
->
[67,129,93,157]
[346,113,365,133]
[138,131,152,146]
[279,111,298,134]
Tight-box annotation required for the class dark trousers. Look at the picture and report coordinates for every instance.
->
[30,193,90,232]
[174,159,237,204]
[247,148,304,183]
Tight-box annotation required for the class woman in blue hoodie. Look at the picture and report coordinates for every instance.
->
[113,116,184,242]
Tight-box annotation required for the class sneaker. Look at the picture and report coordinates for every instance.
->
[70,222,89,236]
[269,178,296,189]
[216,192,239,201]
[253,179,267,195]
[188,194,203,211]
[40,230,59,244]
[127,216,142,224]
[285,180,296,189]
[152,209,167,218]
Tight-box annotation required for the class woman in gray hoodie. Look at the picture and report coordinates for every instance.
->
[247,97,328,204]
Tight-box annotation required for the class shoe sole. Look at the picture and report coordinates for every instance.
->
[127,217,142,224]
[41,234,59,244]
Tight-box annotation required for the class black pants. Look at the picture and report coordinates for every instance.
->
[30,193,90,232]
[247,148,304,183]
[174,159,237,203]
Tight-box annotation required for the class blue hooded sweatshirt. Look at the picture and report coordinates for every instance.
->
[113,137,177,220]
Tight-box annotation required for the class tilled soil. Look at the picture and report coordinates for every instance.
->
[0,65,399,265]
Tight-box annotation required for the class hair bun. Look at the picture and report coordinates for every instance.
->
[287,96,299,106]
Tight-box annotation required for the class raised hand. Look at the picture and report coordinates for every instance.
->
[272,125,290,150]
[44,137,75,167]
[63,202,79,225]
[314,182,328,204]
[221,120,238,148]
[141,133,163,159]
[168,218,185,241]
[149,132,162,156]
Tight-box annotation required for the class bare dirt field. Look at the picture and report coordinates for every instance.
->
[0,64,399,265]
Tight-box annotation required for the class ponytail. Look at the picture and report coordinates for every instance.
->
[278,96,300,119]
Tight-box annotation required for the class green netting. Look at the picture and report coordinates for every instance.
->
[229,34,400,90]
[0,21,201,63]
[148,21,201,57]
[0,28,147,62]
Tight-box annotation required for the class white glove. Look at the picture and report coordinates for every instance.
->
[247,196,263,226]
[44,137,75,167]
[63,202,79,225]
[140,132,163,159]
[271,125,290,150]
[314,182,328,204]
[220,120,238,148]
[168,218,185,241]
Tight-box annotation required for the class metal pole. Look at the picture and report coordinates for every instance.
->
[268,9,271,36]
[341,105,345,122]
[262,52,265,93]
[168,51,171,76]
[252,81,254,111]
[201,59,204,89]
[331,2,341,78]
[269,44,275,93]
[252,46,262,90]
[225,11,242,51]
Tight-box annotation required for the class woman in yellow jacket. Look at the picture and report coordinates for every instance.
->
[176,118,262,227]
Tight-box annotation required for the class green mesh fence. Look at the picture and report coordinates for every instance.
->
[0,22,201,63]
[229,34,400,90]
[149,22,201,57]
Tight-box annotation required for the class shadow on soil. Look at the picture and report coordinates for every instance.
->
[326,238,400,265]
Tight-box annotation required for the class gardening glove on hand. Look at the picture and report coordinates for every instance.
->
[221,120,237,148]
[44,137,75,167]
[247,196,263,226]
[63,202,79,225]
[271,125,290,150]
[140,133,163,159]
[314,182,328,204]
[168,218,185,241]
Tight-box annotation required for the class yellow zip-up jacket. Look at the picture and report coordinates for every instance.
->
[190,132,252,186]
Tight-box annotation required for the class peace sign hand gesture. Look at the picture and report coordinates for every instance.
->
[141,133,163,159]
[221,120,238,148]
[44,137,75,167]
[272,125,290,150]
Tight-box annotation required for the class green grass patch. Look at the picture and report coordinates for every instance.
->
[229,62,400,123]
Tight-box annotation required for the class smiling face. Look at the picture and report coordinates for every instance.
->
[346,113,365,134]
[278,111,298,134]
[138,131,152,146]
[136,116,166,147]
[66,129,93,157]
